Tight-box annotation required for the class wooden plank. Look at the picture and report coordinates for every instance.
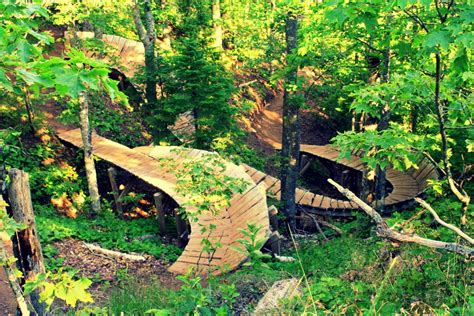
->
[244,166,259,178]
[251,170,268,184]
[312,194,323,207]
[319,196,331,209]
[299,191,314,206]
[262,176,279,191]
[295,189,307,203]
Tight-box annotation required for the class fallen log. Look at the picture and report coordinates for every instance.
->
[328,179,473,257]
[83,242,146,261]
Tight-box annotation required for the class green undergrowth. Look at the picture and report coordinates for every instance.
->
[221,209,472,315]
[108,273,239,315]
[35,206,182,271]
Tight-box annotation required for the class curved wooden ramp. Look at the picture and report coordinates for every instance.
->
[244,144,437,216]
[66,32,145,78]
[69,32,438,215]
[57,129,269,275]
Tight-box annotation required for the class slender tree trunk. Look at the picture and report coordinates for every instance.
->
[160,0,172,50]
[280,14,300,232]
[212,0,223,49]
[22,87,35,133]
[374,24,391,211]
[434,53,470,226]
[79,93,101,212]
[133,0,158,116]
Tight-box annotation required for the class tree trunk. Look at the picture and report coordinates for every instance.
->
[374,32,391,211]
[133,0,158,116]
[434,53,470,226]
[7,169,46,314]
[280,14,300,232]
[79,93,101,212]
[160,0,172,50]
[212,0,223,49]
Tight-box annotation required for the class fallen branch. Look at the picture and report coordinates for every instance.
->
[83,242,146,261]
[415,198,473,244]
[317,220,344,235]
[327,179,473,257]
[300,210,327,240]
[238,79,258,88]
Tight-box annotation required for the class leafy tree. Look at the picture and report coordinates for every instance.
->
[1,2,126,212]
[133,0,159,117]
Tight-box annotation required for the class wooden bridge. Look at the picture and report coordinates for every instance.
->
[57,128,269,275]
[245,144,437,216]
[60,33,438,274]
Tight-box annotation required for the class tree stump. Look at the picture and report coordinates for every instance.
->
[8,168,45,314]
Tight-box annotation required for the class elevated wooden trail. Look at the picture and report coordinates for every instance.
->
[66,32,145,78]
[243,144,437,216]
[71,32,438,216]
[57,128,269,275]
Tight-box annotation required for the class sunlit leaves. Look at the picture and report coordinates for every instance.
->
[423,30,451,50]
[333,124,426,171]
[24,270,94,310]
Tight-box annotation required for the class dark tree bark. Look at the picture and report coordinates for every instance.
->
[133,0,158,115]
[374,19,392,211]
[79,92,101,212]
[7,169,45,314]
[280,14,300,232]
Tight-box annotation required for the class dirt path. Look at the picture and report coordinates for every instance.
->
[247,90,336,175]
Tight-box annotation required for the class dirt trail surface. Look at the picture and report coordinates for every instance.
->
[249,91,335,149]
[52,238,181,306]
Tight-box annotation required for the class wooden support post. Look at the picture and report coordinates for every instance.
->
[268,205,279,231]
[341,169,350,188]
[154,192,166,236]
[118,183,133,201]
[108,167,122,214]
[265,231,281,256]
[7,169,45,314]
[174,209,188,247]
[299,157,313,176]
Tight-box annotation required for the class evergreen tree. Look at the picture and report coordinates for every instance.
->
[151,0,236,148]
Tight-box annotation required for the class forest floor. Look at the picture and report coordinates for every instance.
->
[52,238,181,306]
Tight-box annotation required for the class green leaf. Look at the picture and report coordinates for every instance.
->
[16,40,36,62]
[0,69,13,91]
[424,31,451,50]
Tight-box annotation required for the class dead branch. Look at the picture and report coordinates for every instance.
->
[327,179,473,257]
[318,220,344,235]
[415,198,473,244]
[83,242,146,262]
[300,209,327,240]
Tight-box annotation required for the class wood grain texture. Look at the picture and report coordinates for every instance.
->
[58,129,269,275]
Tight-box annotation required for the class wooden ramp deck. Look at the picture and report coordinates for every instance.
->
[57,129,269,275]
[244,144,437,216]
[69,32,437,217]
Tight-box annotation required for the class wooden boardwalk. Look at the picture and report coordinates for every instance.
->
[244,144,437,216]
[68,33,437,214]
[57,129,269,275]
